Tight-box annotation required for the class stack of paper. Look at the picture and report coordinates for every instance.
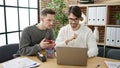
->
[1,57,40,68]
[105,61,120,68]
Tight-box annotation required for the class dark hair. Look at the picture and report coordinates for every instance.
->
[41,8,55,16]
[68,6,82,18]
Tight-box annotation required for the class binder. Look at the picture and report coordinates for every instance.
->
[96,7,106,25]
[88,7,96,25]
[106,27,111,45]
[115,28,120,46]
[110,27,116,46]
[88,6,106,25]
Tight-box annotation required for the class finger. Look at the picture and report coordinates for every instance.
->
[44,42,49,44]
[48,44,54,48]
[42,38,46,42]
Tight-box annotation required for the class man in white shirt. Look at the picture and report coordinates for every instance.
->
[55,6,98,57]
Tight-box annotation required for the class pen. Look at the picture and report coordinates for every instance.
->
[24,63,38,68]
[31,63,38,67]
[95,64,100,68]
[33,63,37,65]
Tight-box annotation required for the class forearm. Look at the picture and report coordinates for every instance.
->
[19,44,42,56]
[55,41,66,47]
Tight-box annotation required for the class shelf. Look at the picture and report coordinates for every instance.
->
[107,5,120,25]
[70,3,120,7]
[106,25,120,27]
[86,24,105,26]
[105,45,120,48]
[97,43,105,45]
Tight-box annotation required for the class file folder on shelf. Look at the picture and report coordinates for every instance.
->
[88,6,106,25]
[88,7,96,25]
[110,27,116,46]
[96,6,106,25]
[106,27,111,45]
[115,28,120,46]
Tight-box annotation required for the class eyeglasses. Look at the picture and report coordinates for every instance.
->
[68,18,79,22]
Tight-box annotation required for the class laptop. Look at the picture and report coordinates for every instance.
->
[56,47,88,66]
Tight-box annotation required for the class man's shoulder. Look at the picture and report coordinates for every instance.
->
[23,25,35,31]
[60,24,70,30]
[25,25,35,29]
[81,25,92,33]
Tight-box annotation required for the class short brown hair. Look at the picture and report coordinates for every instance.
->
[41,8,55,16]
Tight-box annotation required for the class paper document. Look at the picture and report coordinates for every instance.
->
[105,61,120,68]
[1,57,40,68]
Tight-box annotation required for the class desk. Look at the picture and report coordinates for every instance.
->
[0,56,120,68]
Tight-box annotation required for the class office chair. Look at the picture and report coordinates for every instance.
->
[106,49,120,60]
[97,46,104,57]
[0,43,19,63]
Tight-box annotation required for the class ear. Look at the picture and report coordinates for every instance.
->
[40,17,44,22]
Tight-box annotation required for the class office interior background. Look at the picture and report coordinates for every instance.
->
[0,0,39,46]
[0,0,120,48]
[0,0,120,61]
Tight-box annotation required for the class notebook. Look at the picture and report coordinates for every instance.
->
[56,47,88,66]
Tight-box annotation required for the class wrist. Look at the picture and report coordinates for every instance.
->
[65,39,70,45]
[39,44,44,49]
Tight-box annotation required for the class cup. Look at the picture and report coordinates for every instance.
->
[46,48,55,58]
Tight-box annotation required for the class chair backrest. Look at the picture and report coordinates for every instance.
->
[97,46,104,57]
[0,43,19,63]
[106,49,120,60]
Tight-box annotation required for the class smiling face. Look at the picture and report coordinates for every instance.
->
[68,6,82,30]
[68,13,79,29]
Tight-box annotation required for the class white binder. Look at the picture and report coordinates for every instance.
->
[110,27,116,46]
[115,28,120,46]
[106,27,111,45]
[88,7,96,25]
[96,7,106,25]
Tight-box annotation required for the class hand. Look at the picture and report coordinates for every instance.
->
[71,33,78,40]
[65,33,78,45]
[39,39,56,49]
[39,38,49,49]
[47,41,56,48]
[44,39,53,44]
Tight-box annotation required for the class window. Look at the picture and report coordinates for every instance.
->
[19,0,28,7]
[0,0,3,5]
[0,0,39,46]
[7,32,19,44]
[5,0,17,6]
[19,8,29,30]
[6,7,18,32]
[30,9,38,25]
[0,7,5,33]
[0,34,6,46]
